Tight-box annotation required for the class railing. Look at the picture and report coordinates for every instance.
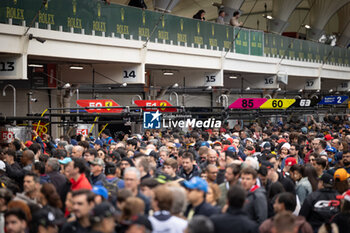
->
[0,0,349,65]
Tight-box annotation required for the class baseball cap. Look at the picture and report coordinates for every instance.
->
[337,190,350,202]
[32,208,62,227]
[89,158,105,166]
[334,168,350,182]
[227,137,234,144]
[261,160,274,169]
[183,176,208,193]
[200,142,210,148]
[319,173,334,186]
[281,142,291,150]
[326,146,337,153]
[0,161,5,172]
[92,186,108,200]
[285,157,297,166]
[212,141,222,146]
[58,157,72,165]
[261,141,271,149]
[277,138,287,144]
[226,146,237,153]
[324,134,334,141]
[301,127,308,134]
[94,139,103,147]
[89,202,117,223]
[246,138,254,143]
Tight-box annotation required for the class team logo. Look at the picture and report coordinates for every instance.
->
[72,0,77,15]
[143,111,161,129]
[97,3,101,18]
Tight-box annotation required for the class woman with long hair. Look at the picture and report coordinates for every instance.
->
[290,164,312,204]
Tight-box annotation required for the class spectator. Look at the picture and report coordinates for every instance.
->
[5,208,28,233]
[218,163,241,207]
[66,158,92,191]
[128,0,147,9]
[14,172,41,212]
[216,10,226,25]
[71,146,84,158]
[210,185,258,233]
[260,192,313,233]
[183,176,219,219]
[89,158,106,186]
[206,183,221,208]
[149,185,187,233]
[299,173,339,232]
[178,152,200,181]
[89,202,117,233]
[124,167,150,215]
[241,167,268,224]
[230,11,243,27]
[186,215,214,233]
[290,164,312,205]
[193,10,205,21]
[60,189,96,233]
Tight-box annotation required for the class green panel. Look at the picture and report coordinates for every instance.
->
[0,0,38,25]
[234,27,249,54]
[250,30,263,56]
[344,49,350,65]
[277,35,289,58]
[0,0,348,63]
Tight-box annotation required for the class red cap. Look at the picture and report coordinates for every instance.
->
[324,134,334,141]
[25,141,33,148]
[212,141,222,146]
[337,190,350,202]
[285,157,297,166]
[277,138,287,144]
[227,138,234,144]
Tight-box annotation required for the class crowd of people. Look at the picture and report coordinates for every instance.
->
[0,114,350,233]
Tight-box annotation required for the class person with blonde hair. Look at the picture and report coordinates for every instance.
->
[149,185,187,233]
[206,183,221,208]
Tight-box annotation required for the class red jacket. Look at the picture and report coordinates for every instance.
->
[70,173,92,191]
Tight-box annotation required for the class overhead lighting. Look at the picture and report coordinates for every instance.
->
[304,24,311,29]
[298,89,303,93]
[277,87,281,91]
[172,83,179,88]
[70,65,84,70]
[28,64,43,68]
[245,87,250,91]
[229,76,238,79]
[263,14,273,20]
[316,89,320,93]
[206,86,212,90]
[163,71,174,76]
[329,89,333,93]
[121,83,127,87]
[62,83,71,89]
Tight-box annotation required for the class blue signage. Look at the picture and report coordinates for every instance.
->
[318,96,348,105]
[143,111,162,129]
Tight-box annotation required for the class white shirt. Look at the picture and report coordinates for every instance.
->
[149,211,187,233]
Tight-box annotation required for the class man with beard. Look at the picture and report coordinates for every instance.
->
[5,209,28,233]
[341,150,350,173]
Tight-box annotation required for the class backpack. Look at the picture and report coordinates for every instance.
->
[102,178,119,201]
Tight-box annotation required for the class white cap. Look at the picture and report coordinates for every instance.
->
[281,142,291,150]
